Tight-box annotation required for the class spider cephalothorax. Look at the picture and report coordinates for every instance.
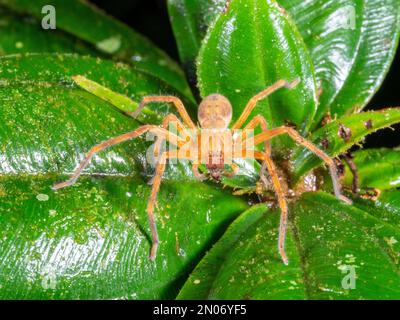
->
[53,78,351,265]
[198,93,232,129]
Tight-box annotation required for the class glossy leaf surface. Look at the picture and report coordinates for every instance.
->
[292,109,400,180]
[279,0,400,121]
[178,192,400,299]
[0,0,193,99]
[343,149,400,190]
[197,0,317,148]
[167,0,225,85]
[0,176,248,299]
[0,54,196,176]
[0,53,249,298]
[0,6,96,56]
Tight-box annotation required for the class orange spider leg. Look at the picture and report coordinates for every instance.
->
[153,114,192,160]
[240,126,352,204]
[52,125,186,190]
[147,114,193,186]
[231,79,300,130]
[234,114,271,156]
[148,151,190,260]
[132,95,197,130]
[232,115,271,188]
[251,151,289,265]
[223,163,239,177]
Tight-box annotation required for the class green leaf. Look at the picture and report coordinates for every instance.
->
[0,175,248,299]
[292,109,400,181]
[352,190,400,228]
[0,53,195,176]
[197,0,317,149]
[167,0,225,84]
[0,6,96,55]
[0,0,194,100]
[71,75,138,113]
[169,0,400,121]
[178,192,400,299]
[279,0,400,121]
[343,149,400,190]
[0,53,249,298]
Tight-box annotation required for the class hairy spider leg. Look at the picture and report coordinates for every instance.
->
[236,125,352,264]
[233,115,272,188]
[147,114,194,186]
[132,96,197,129]
[153,114,192,159]
[223,163,239,177]
[52,125,185,190]
[231,79,300,130]
[241,126,352,203]
[252,151,289,264]
[233,114,289,262]
[148,151,192,260]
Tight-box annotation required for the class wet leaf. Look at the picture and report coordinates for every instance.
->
[0,175,248,299]
[291,109,400,181]
[167,0,225,85]
[197,0,317,148]
[0,53,249,298]
[178,192,400,299]
[0,0,194,100]
[279,0,400,122]
[0,53,195,176]
[168,0,400,123]
[343,149,400,190]
[0,6,96,56]
[352,190,400,228]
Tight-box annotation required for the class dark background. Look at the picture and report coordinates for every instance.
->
[91,0,400,148]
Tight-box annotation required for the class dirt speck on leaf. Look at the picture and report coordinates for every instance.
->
[338,124,352,142]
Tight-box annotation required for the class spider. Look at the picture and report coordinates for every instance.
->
[53,79,351,265]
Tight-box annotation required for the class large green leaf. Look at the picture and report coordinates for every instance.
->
[0,53,249,298]
[352,190,400,228]
[167,0,225,86]
[279,0,400,121]
[197,0,317,148]
[0,54,196,176]
[178,192,400,299]
[292,109,400,181]
[169,0,400,122]
[343,149,400,191]
[0,6,96,55]
[0,175,248,299]
[0,0,194,100]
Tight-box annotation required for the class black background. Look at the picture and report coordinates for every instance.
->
[91,0,400,148]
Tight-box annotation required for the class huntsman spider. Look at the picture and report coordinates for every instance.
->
[53,79,351,265]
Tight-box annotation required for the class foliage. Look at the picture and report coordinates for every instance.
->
[0,0,399,299]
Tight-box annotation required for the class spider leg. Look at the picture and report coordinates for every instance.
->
[132,95,197,130]
[241,126,352,204]
[52,125,185,190]
[148,151,189,260]
[234,114,271,156]
[232,115,270,185]
[153,114,192,161]
[146,114,194,186]
[252,151,289,265]
[223,163,239,177]
[231,79,300,130]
